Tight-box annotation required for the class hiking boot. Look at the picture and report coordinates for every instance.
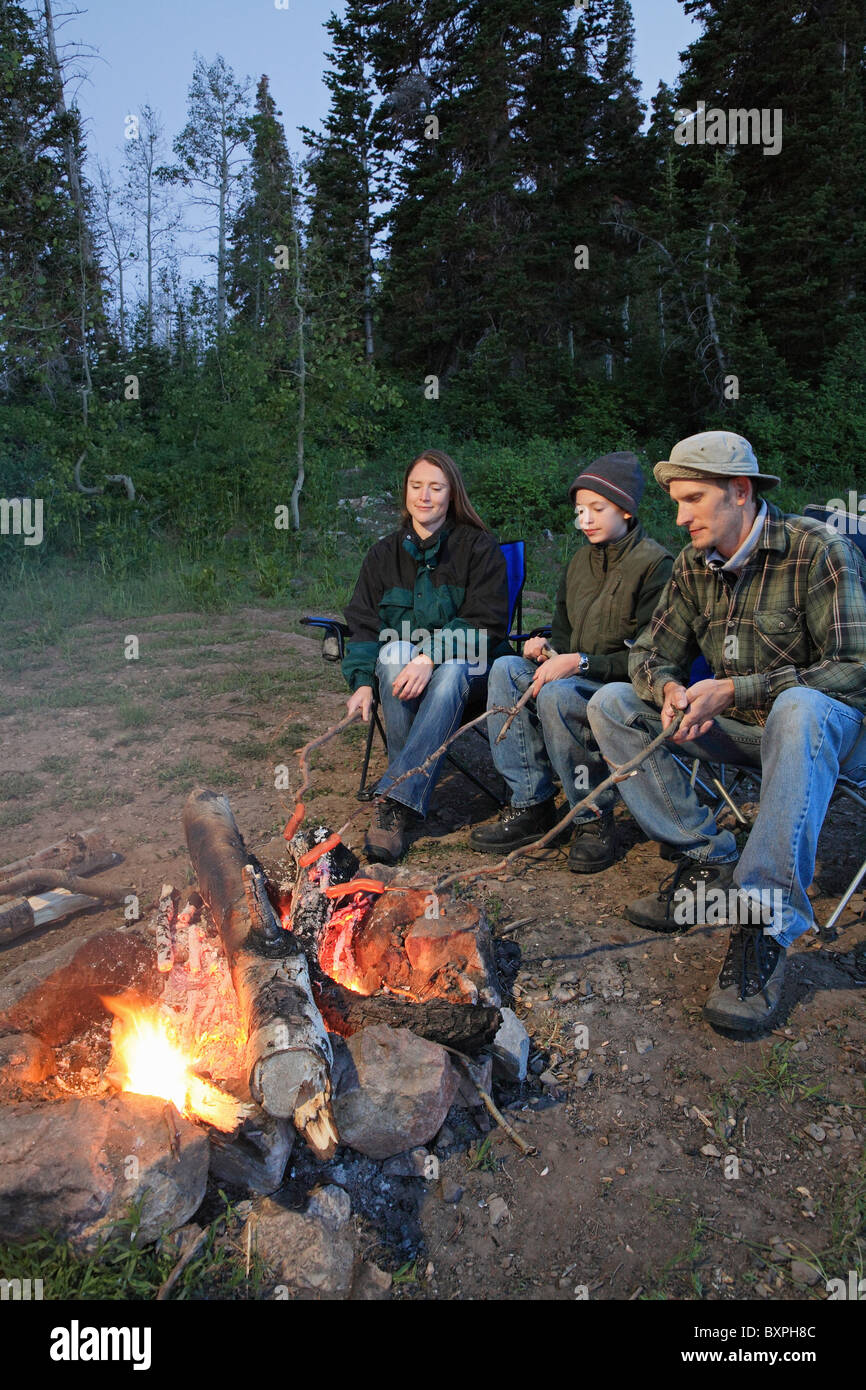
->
[659,842,687,863]
[703,925,786,1032]
[568,812,616,874]
[469,798,559,853]
[365,798,411,865]
[624,859,737,933]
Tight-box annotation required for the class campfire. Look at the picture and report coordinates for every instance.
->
[0,789,506,1247]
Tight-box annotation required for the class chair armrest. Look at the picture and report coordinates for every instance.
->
[300,616,349,662]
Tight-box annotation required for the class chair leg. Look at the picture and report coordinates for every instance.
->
[358,706,387,801]
[822,857,866,933]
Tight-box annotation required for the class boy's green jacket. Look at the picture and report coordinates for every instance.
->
[551,522,674,681]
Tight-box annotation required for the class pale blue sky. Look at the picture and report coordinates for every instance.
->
[52,0,698,296]
[60,0,698,171]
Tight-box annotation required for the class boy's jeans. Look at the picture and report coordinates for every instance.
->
[485,656,615,824]
[587,683,866,946]
[374,641,487,817]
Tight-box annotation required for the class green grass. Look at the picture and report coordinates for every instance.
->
[736,1041,825,1107]
[114,700,154,729]
[0,771,42,800]
[0,1200,265,1301]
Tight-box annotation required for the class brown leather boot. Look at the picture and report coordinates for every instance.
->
[365,798,411,865]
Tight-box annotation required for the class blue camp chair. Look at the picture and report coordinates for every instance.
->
[301,539,528,804]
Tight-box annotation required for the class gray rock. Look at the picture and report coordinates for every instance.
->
[575,1068,594,1089]
[209,1110,293,1195]
[634,1037,654,1055]
[331,1026,458,1161]
[0,1033,55,1088]
[0,1094,208,1248]
[700,1143,722,1158]
[382,1147,433,1178]
[790,1260,820,1287]
[246,1197,355,1298]
[490,1007,530,1082]
[487,1196,509,1227]
[454,1056,493,1108]
[306,1185,352,1231]
[807,1124,826,1143]
[351,1260,392,1300]
[439,1177,464,1205]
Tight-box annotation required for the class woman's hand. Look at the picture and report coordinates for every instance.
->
[347,685,374,722]
[530,651,585,697]
[523,636,552,663]
[392,653,434,700]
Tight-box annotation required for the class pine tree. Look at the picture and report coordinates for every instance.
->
[677,0,866,383]
[228,74,299,339]
[302,2,388,361]
[0,0,100,396]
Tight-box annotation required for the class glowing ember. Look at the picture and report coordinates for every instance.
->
[318,891,375,995]
[103,995,245,1132]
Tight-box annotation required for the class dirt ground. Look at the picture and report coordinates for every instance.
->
[1,604,864,1302]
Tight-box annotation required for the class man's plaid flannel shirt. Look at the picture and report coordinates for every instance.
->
[628,503,866,726]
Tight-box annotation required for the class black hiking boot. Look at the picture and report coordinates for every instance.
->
[469,798,559,854]
[568,811,616,874]
[624,858,737,933]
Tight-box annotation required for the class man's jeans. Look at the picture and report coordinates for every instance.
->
[485,656,614,823]
[374,641,487,817]
[587,683,866,947]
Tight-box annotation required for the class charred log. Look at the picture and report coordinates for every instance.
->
[182,788,338,1159]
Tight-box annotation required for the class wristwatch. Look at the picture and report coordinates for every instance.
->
[577,653,590,675]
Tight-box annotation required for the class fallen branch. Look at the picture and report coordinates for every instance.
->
[156,1224,208,1301]
[0,869,131,903]
[440,1043,538,1156]
[434,712,685,892]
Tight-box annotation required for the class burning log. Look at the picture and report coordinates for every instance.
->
[286,836,502,1052]
[153,884,177,974]
[182,789,338,1160]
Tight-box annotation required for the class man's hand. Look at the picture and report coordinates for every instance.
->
[392,653,434,700]
[347,685,373,722]
[530,652,585,697]
[523,636,552,663]
[662,678,735,743]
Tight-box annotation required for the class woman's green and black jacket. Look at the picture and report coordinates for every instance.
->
[342,522,511,692]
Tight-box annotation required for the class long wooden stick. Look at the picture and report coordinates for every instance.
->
[434,711,685,892]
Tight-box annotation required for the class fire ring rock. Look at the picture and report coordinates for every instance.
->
[0,1094,209,1248]
[331,1025,459,1160]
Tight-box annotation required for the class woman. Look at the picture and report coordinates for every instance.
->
[343,449,510,864]
[470,451,673,871]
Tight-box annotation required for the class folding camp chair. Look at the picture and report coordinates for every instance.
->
[301,539,528,805]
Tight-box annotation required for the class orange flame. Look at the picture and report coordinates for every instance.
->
[103,995,245,1133]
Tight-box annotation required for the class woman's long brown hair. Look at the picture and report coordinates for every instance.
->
[400,449,489,532]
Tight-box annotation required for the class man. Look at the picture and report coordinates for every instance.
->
[470,453,672,870]
[586,431,866,1031]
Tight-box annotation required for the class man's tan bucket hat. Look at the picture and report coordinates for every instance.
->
[654,431,780,492]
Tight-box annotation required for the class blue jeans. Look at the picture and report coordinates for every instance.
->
[587,683,866,947]
[485,656,614,824]
[374,641,487,817]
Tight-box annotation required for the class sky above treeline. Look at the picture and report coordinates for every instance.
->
[58,0,698,174]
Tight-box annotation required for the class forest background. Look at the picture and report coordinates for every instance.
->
[2,0,865,625]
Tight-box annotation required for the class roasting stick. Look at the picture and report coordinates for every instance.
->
[435,711,685,893]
